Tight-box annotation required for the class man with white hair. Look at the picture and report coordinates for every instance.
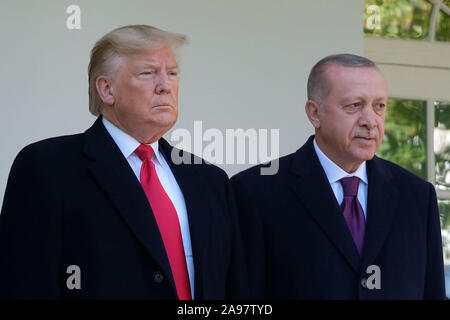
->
[0,25,248,300]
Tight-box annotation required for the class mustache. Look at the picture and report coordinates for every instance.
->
[353,128,378,139]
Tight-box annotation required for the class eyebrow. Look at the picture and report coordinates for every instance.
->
[141,63,179,69]
[340,96,365,104]
[341,96,387,104]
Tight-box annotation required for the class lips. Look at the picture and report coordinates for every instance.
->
[153,104,173,108]
[355,137,376,144]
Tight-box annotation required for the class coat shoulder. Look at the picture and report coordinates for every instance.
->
[232,153,295,181]
[375,156,432,190]
[15,133,84,163]
[230,153,296,197]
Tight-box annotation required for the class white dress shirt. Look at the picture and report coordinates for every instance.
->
[313,138,368,219]
[102,117,195,298]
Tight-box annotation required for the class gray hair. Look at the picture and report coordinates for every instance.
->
[88,25,187,116]
[307,54,378,103]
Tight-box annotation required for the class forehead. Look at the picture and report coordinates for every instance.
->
[124,45,178,67]
[324,65,387,98]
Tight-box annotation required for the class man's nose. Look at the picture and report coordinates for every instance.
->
[359,105,377,128]
[155,73,171,94]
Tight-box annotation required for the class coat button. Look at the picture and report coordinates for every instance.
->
[153,271,164,283]
[361,278,368,289]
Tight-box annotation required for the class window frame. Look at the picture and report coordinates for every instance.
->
[364,36,450,199]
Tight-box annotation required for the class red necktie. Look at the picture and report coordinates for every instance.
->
[340,177,366,255]
[134,144,191,300]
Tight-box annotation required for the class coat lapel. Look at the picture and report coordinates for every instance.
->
[361,156,398,269]
[82,117,176,294]
[290,136,361,273]
[158,138,212,300]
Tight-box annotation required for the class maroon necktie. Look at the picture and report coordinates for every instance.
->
[134,144,191,300]
[339,177,366,255]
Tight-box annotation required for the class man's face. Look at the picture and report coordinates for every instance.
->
[314,65,388,172]
[107,45,179,142]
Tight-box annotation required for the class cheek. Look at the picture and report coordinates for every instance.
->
[115,82,137,105]
[326,121,349,142]
[172,84,179,100]
[377,118,385,136]
[343,120,358,137]
[378,119,385,132]
[116,94,137,112]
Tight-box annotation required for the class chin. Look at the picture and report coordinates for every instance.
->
[351,149,376,162]
[360,153,376,161]
[149,111,177,124]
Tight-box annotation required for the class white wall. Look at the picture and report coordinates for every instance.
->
[0,0,364,207]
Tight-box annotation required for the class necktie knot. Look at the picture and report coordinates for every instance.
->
[340,176,360,197]
[135,144,154,162]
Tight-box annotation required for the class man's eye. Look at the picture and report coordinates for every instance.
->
[375,103,386,109]
[140,71,154,75]
[169,71,178,76]
[346,102,361,109]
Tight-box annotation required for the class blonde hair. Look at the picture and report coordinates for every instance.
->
[88,25,187,116]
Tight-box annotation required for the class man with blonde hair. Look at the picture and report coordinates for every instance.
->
[0,25,248,300]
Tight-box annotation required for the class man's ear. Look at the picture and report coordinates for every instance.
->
[305,100,322,129]
[95,76,115,105]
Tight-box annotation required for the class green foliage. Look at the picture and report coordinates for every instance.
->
[377,99,427,179]
[439,200,450,229]
[364,0,450,42]
[436,1,450,41]
[377,99,450,230]
[435,102,450,129]
[435,102,450,191]
[364,0,432,40]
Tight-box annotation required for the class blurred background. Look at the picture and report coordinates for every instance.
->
[363,0,450,297]
[0,0,449,297]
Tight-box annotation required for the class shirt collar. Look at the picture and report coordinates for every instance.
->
[102,117,162,164]
[313,138,368,185]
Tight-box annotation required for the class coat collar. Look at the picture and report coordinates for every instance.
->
[82,117,214,298]
[362,153,398,270]
[290,135,398,274]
